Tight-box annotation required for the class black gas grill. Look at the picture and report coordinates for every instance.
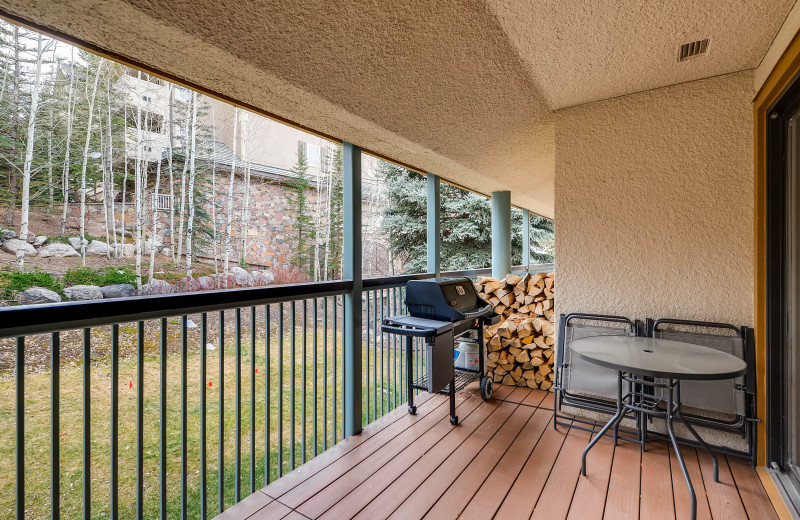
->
[382,277,499,425]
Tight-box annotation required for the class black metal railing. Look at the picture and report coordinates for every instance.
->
[1,265,552,519]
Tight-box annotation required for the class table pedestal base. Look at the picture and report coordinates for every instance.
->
[580,371,720,520]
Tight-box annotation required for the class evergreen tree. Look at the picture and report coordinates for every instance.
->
[288,144,316,276]
[380,161,554,273]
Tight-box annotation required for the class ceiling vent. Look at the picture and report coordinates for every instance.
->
[679,39,710,61]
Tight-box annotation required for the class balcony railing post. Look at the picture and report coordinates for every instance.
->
[491,190,512,279]
[427,173,441,277]
[522,208,531,272]
[343,141,363,437]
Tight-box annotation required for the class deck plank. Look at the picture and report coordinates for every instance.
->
[421,404,536,520]
[504,386,533,403]
[245,499,293,520]
[639,439,675,520]
[603,439,641,520]
[698,451,748,520]
[284,393,470,514]
[351,399,504,520]
[521,388,550,407]
[728,457,779,520]
[493,419,571,520]
[669,447,711,520]
[313,395,484,520]
[215,491,274,519]
[386,401,519,520]
[530,424,591,520]
[566,426,615,520]
[539,390,555,410]
[491,384,517,401]
[261,392,438,499]
[458,408,551,519]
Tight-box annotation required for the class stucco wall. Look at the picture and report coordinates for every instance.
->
[554,70,755,326]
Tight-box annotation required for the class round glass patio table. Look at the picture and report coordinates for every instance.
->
[570,335,747,520]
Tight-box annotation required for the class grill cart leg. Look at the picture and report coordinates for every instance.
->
[406,337,416,415]
[449,378,458,425]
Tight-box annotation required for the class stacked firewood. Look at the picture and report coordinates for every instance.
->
[474,272,556,390]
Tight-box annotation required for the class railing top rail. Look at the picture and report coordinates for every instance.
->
[0,279,352,338]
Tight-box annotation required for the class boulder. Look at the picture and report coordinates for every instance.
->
[18,287,61,305]
[68,237,86,251]
[1,229,16,240]
[161,247,172,257]
[64,285,103,301]
[230,266,254,287]
[2,239,37,257]
[100,283,136,299]
[86,240,110,256]
[114,243,135,258]
[25,231,35,244]
[198,276,216,291]
[142,278,173,295]
[38,243,80,258]
[251,270,275,286]
[33,235,48,247]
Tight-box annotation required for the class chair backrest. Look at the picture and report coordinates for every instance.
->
[650,319,747,416]
[557,313,636,400]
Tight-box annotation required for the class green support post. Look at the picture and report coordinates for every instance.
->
[343,141,363,437]
[522,208,531,272]
[427,173,441,276]
[491,191,512,279]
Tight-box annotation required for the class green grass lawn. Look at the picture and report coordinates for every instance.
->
[0,321,410,519]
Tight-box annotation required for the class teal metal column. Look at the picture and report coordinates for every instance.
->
[427,173,441,276]
[491,191,512,279]
[343,141,362,437]
[522,208,531,271]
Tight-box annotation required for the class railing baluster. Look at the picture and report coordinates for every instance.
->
[290,301,296,469]
[16,336,24,520]
[312,298,318,457]
[332,296,338,444]
[264,305,271,486]
[160,318,167,520]
[323,297,328,451]
[109,326,117,520]
[218,310,225,514]
[250,306,256,495]
[235,307,242,503]
[200,313,208,520]
[391,287,397,408]
[302,299,307,463]
[52,332,61,520]
[278,303,284,477]
[396,288,402,406]
[136,321,144,520]
[380,289,385,417]
[372,290,378,421]
[365,290,371,424]
[82,328,91,520]
[181,315,188,519]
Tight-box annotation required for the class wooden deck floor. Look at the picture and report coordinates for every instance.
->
[214,385,778,520]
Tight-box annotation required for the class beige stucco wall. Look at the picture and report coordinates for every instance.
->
[554,70,755,327]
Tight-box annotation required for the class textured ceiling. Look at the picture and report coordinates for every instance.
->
[0,0,795,219]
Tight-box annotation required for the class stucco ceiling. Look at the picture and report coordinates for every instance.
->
[0,1,795,218]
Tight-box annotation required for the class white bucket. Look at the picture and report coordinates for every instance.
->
[454,339,480,370]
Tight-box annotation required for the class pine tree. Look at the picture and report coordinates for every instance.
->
[288,144,316,276]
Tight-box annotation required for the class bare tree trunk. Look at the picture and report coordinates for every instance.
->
[134,71,144,289]
[100,123,111,259]
[224,107,239,285]
[6,26,20,227]
[176,102,190,263]
[79,59,104,265]
[148,158,162,279]
[17,35,46,271]
[120,101,129,251]
[47,105,54,213]
[167,86,176,262]
[239,110,251,266]
[185,91,198,276]
[210,103,220,285]
[106,74,118,257]
[60,47,75,236]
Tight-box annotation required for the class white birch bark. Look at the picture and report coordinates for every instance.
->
[210,102,220,284]
[106,74,118,256]
[148,155,162,278]
[167,86,176,261]
[239,110,251,266]
[185,91,198,276]
[16,35,45,271]
[223,107,239,285]
[60,47,75,236]
[176,101,190,263]
[134,71,144,289]
[79,59,104,265]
